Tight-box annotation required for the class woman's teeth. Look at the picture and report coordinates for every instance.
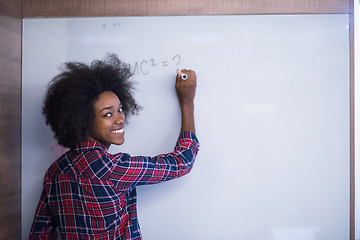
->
[112,128,124,134]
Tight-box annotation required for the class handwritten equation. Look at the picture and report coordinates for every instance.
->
[130,55,182,76]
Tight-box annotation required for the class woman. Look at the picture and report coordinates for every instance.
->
[29,54,199,240]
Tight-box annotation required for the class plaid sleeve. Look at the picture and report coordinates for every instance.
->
[29,187,58,240]
[111,131,199,190]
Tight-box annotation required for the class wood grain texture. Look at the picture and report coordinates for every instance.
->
[22,0,350,18]
[0,1,21,240]
[0,0,21,17]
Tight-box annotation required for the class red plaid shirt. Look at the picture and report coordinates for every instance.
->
[29,131,199,240]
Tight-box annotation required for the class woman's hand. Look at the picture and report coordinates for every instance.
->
[175,69,197,134]
[176,69,197,105]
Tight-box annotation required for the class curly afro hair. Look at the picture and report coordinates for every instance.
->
[42,53,141,149]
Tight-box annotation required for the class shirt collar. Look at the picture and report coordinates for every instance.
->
[74,141,108,152]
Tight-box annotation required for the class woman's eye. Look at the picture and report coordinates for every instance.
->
[118,107,123,113]
[104,112,112,118]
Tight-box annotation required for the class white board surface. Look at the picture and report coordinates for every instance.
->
[22,14,350,240]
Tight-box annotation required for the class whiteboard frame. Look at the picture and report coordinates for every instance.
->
[20,1,356,239]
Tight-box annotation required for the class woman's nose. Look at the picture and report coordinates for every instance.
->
[115,112,125,124]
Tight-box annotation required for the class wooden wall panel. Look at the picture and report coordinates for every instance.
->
[22,0,350,18]
[0,0,21,239]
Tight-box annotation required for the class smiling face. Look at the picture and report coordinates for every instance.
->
[89,91,125,149]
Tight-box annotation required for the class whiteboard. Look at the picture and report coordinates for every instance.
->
[22,15,350,240]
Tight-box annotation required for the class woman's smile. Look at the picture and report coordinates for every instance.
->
[111,128,124,134]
